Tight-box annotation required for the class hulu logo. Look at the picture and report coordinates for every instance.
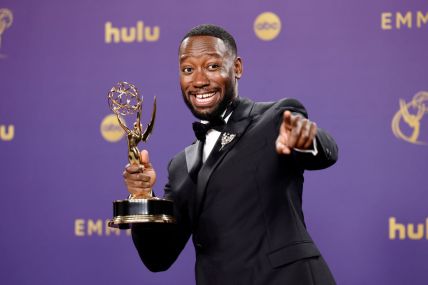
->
[105,21,160,43]
[0,124,14,141]
[389,217,428,240]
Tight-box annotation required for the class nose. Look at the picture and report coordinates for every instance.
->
[192,69,209,88]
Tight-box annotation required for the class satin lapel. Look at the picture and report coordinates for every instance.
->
[184,140,202,180]
[194,98,255,219]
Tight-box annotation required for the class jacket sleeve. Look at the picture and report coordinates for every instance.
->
[296,127,338,170]
[275,98,339,170]
[131,160,192,272]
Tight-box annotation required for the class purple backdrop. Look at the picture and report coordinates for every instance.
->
[1,0,427,284]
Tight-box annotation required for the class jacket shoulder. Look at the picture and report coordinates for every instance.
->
[249,97,308,118]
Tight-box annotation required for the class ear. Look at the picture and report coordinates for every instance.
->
[234,57,243,79]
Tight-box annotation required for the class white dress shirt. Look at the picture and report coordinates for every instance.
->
[202,112,233,162]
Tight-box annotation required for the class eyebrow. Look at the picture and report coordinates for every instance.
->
[179,52,223,63]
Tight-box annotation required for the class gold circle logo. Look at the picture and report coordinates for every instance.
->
[254,12,282,41]
[100,114,125,142]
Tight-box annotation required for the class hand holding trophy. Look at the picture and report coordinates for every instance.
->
[107,82,175,229]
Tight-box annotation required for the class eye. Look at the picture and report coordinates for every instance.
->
[207,63,220,71]
[182,67,193,74]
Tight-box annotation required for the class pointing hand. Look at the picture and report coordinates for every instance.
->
[275,111,317,155]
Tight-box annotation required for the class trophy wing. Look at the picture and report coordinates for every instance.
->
[142,97,156,142]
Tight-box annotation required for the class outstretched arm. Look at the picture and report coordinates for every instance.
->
[275,108,338,170]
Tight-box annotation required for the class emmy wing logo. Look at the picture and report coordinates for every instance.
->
[391,91,428,145]
[0,8,13,56]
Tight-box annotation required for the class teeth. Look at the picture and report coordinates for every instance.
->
[196,92,215,99]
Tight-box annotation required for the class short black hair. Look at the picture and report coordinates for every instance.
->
[180,24,238,56]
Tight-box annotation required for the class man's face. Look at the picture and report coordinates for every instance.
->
[179,36,242,121]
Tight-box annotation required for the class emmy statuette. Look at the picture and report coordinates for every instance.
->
[107,82,175,229]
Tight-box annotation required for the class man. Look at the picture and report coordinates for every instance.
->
[124,24,338,284]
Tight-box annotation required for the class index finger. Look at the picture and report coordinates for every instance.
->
[282,110,292,130]
[287,113,303,148]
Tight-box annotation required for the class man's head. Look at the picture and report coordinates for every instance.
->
[178,24,243,121]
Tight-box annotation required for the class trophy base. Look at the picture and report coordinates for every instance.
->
[108,197,175,229]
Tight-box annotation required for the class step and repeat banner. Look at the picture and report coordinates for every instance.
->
[1,0,427,284]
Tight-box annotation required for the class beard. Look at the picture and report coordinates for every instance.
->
[182,83,235,121]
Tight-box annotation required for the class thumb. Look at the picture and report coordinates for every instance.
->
[140,149,152,168]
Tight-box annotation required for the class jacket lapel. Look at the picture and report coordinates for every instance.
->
[184,140,203,181]
[194,97,255,220]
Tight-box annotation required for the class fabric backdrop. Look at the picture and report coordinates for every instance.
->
[1,0,427,284]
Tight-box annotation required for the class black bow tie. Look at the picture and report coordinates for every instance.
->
[192,119,226,142]
[192,116,226,142]
[191,99,238,142]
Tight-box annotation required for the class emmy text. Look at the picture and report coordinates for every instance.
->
[74,219,131,237]
[381,11,428,30]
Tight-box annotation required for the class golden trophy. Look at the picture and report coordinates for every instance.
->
[107,82,175,229]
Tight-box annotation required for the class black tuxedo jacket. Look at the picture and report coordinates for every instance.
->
[132,97,338,285]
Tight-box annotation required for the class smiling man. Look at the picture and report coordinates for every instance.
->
[179,31,240,122]
[124,24,338,285]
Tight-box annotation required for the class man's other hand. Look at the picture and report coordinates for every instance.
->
[123,149,157,198]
